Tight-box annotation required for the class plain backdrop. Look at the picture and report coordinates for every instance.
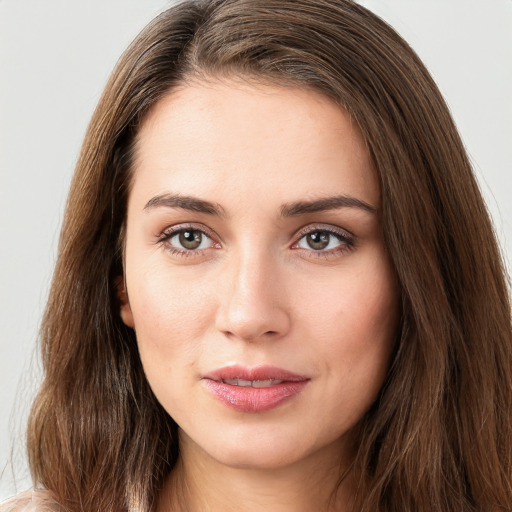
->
[1,0,511,500]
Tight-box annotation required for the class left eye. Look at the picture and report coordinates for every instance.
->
[296,230,349,251]
[168,229,213,250]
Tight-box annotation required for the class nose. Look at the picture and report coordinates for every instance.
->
[215,250,291,342]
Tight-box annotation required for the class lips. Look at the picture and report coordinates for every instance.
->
[221,378,284,387]
[202,365,309,413]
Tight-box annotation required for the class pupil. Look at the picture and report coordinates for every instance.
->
[307,231,329,250]
[179,230,201,249]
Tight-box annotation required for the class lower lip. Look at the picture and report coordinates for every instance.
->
[203,379,309,413]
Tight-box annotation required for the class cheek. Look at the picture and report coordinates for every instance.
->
[298,254,399,396]
[299,256,398,341]
[127,266,216,375]
[128,272,217,417]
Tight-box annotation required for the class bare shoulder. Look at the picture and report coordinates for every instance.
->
[0,491,61,512]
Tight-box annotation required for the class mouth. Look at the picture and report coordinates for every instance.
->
[220,378,286,387]
[202,365,309,413]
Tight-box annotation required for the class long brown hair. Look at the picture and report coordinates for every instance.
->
[27,1,512,510]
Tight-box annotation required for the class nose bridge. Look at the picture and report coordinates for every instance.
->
[232,246,268,306]
[216,243,290,341]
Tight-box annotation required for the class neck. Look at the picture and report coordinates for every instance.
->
[158,430,357,512]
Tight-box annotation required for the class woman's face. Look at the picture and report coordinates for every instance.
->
[121,80,399,469]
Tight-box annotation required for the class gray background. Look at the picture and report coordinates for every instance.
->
[1,0,511,500]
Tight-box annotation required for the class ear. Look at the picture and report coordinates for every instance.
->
[115,276,135,328]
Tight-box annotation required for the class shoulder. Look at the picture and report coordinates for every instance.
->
[0,491,61,512]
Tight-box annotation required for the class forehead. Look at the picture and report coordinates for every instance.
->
[131,80,379,211]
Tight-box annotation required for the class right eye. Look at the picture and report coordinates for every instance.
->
[170,229,213,250]
[159,226,218,256]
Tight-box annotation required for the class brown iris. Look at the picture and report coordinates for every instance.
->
[179,230,203,249]
[306,231,330,250]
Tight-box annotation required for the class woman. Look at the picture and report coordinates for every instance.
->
[2,0,511,510]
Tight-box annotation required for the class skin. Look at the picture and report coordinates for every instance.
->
[120,79,399,511]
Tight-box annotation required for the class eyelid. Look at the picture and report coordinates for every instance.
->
[157,223,222,255]
[293,223,354,243]
[156,222,354,259]
[291,223,356,255]
[158,222,219,241]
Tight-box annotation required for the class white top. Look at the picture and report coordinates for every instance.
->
[0,491,60,512]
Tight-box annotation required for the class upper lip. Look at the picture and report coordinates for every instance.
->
[203,365,309,382]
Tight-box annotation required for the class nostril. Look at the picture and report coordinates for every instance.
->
[214,283,291,342]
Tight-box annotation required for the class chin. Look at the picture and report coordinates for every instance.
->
[193,423,344,472]
[183,423,311,470]
[211,443,303,470]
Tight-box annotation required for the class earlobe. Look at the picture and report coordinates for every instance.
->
[116,276,135,328]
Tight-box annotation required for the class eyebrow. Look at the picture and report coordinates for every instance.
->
[280,195,377,216]
[143,192,376,217]
[144,193,225,217]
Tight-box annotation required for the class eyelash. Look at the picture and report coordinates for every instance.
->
[292,225,355,259]
[157,223,355,259]
[157,224,219,258]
